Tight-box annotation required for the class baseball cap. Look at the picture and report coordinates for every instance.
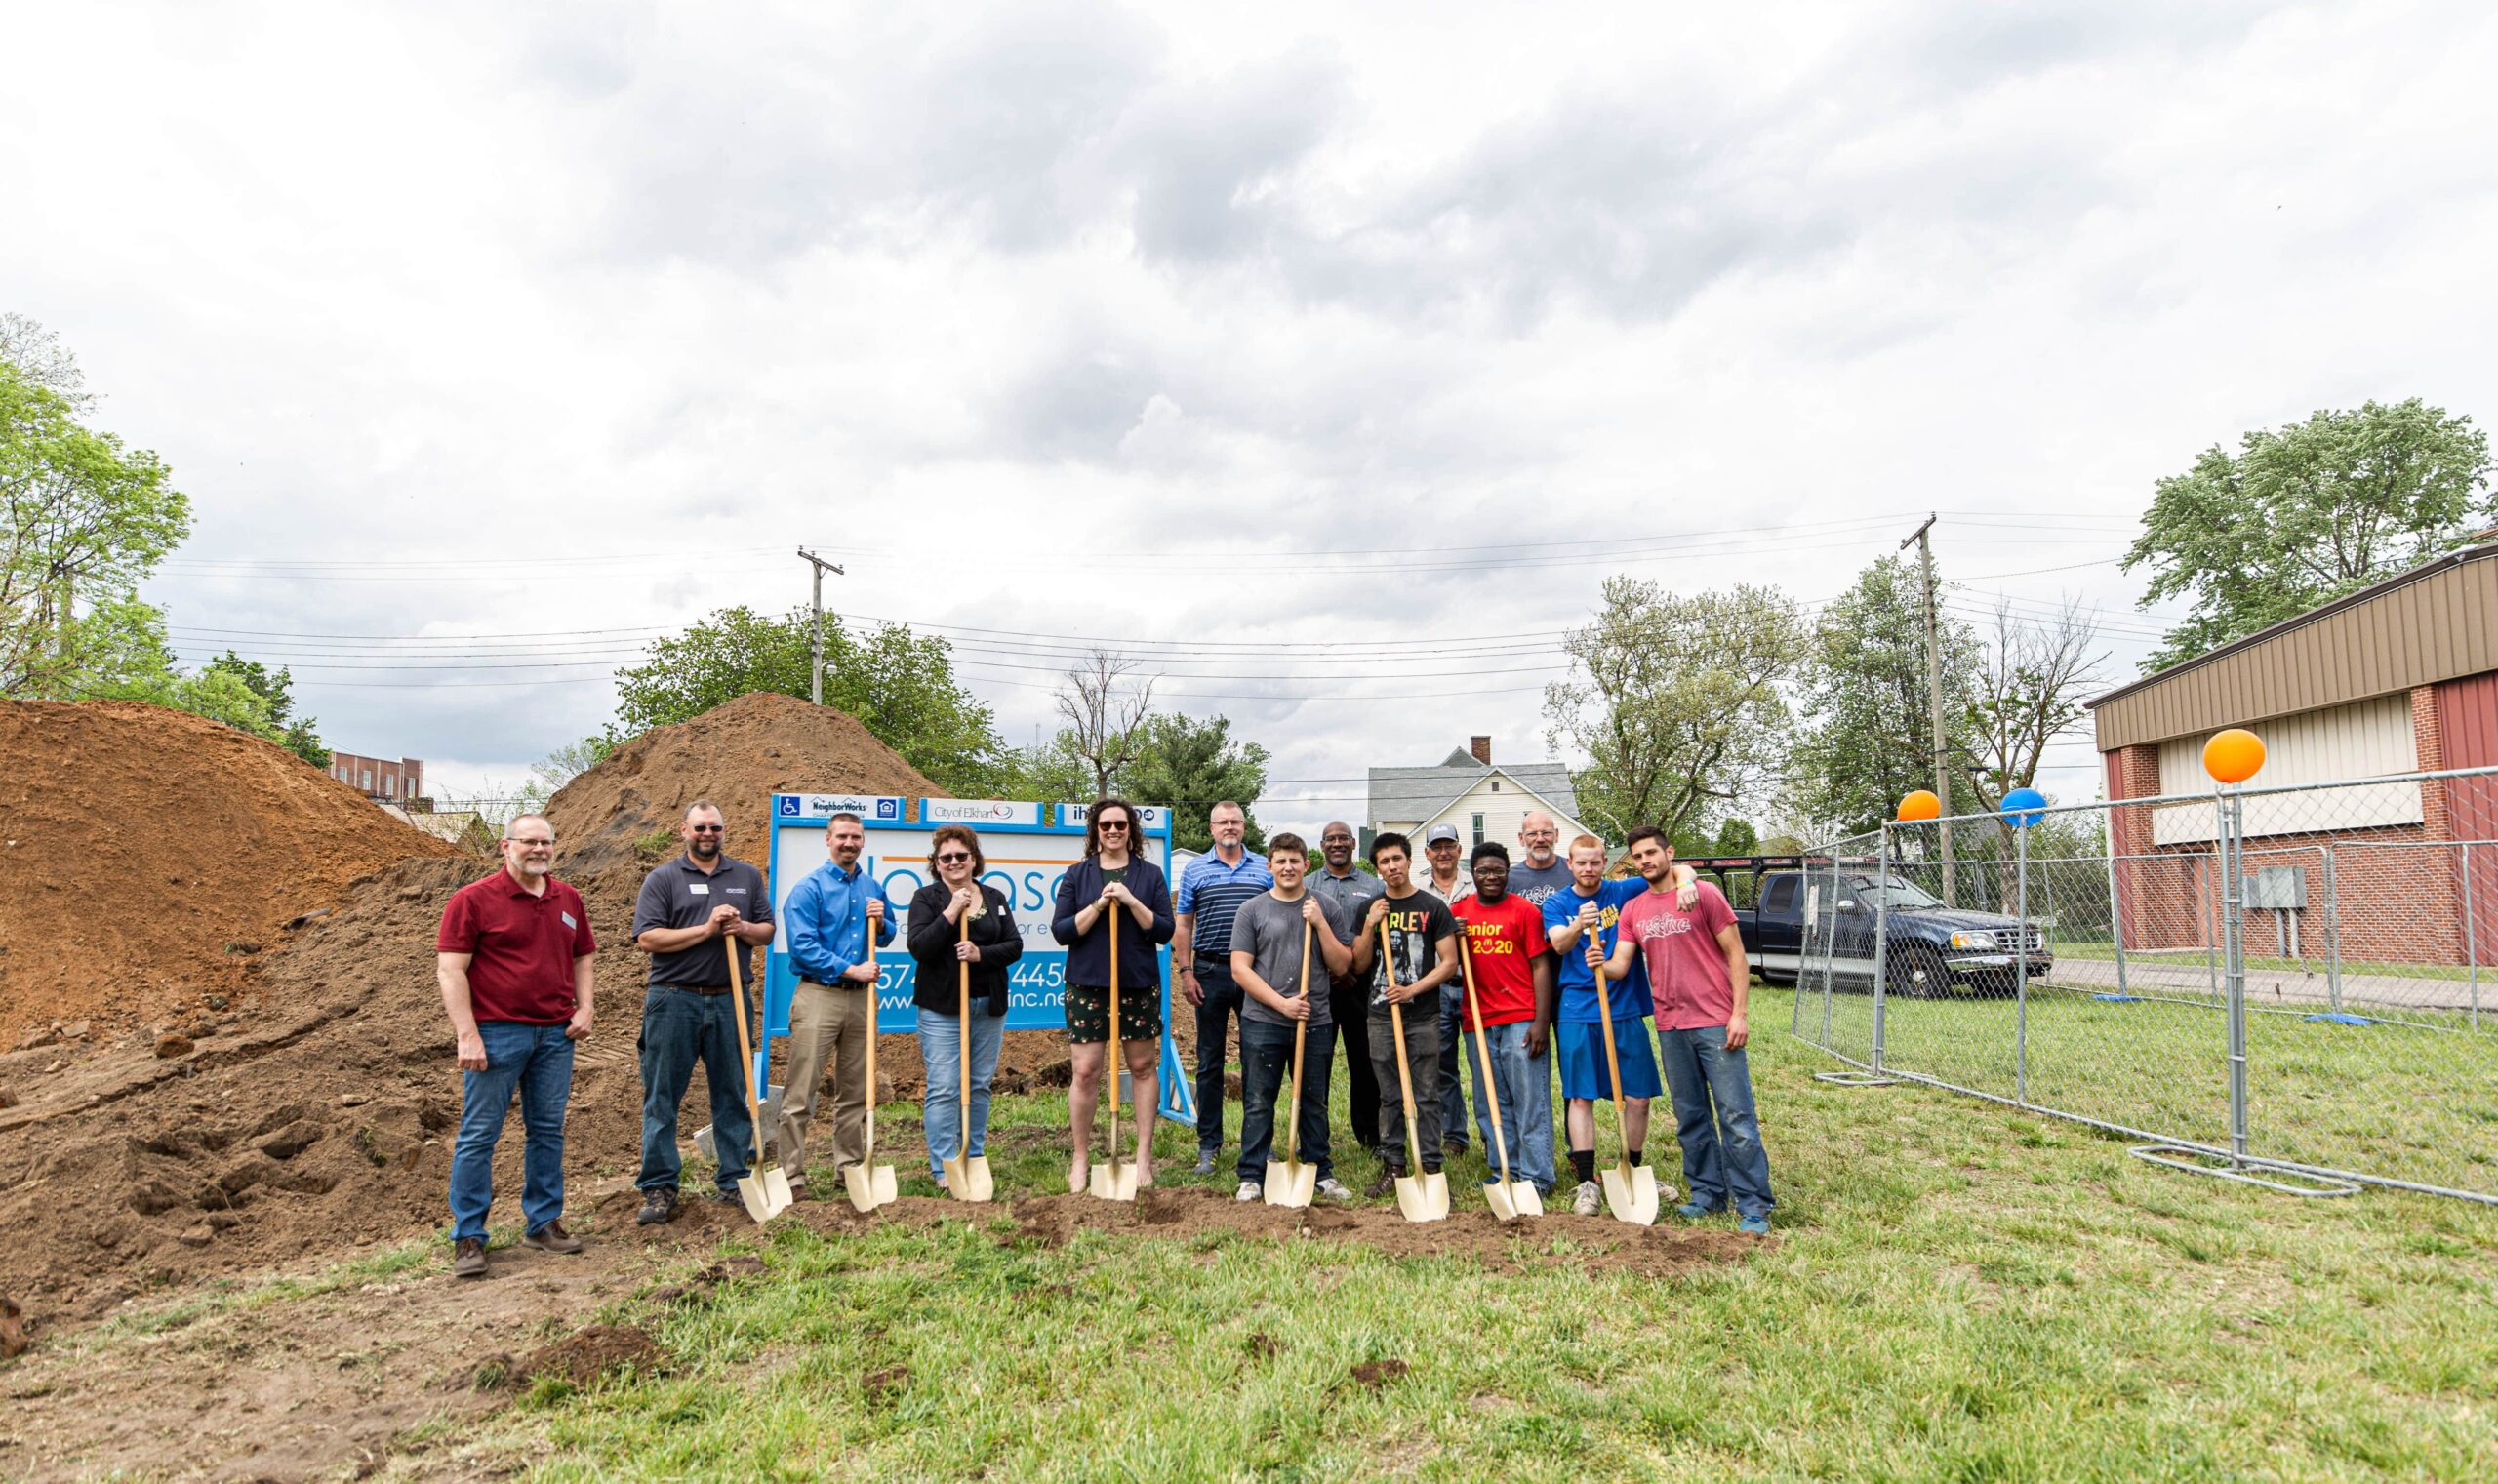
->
[1424,823,1461,846]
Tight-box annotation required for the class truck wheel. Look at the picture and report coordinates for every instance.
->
[1885,945,1945,1000]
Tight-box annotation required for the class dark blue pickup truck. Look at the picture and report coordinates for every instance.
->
[1686,856,2051,997]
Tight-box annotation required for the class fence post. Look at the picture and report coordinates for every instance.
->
[1872,827,1890,1073]
[2221,789,2250,1161]
[2105,842,2129,998]
[2466,841,2480,1032]
[1816,862,1835,1050]
[2015,818,2031,1108]
[2322,842,2342,1014]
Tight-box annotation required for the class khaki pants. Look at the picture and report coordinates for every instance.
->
[779,981,869,1182]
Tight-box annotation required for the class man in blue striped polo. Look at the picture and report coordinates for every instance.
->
[1173,800,1273,1176]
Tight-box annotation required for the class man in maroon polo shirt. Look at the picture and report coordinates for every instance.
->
[435,813,596,1278]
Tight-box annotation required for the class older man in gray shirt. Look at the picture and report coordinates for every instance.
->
[1309,821,1386,1158]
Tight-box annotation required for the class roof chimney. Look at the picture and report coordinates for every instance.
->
[1470,735,1492,765]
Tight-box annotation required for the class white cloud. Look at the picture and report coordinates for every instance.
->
[4,0,2495,836]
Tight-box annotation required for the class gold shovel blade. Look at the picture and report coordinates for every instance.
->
[1509,1181,1546,1218]
[955,1154,995,1203]
[1483,1179,1519,1222]
[844,1161,897,1214]
[1395,1170,1450,1223]
[1601,1165,1659,1225]
[1263,1158,1315,1208]
[1088,1155,1137,1202]
[735,1171,781,1224]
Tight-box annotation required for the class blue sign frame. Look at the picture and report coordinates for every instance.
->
[763,797,1193,1126]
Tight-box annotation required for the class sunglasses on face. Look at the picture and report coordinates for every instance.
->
[936,852,974,864]
[689,824,723,833]
[1098,821,1130,832]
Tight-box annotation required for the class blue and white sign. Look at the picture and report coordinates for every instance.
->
[1059,802,1172,830]
[765,795,1189,1123]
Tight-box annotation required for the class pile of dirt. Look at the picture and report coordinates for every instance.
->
[544,691,942,876]
[0,699,460,1045]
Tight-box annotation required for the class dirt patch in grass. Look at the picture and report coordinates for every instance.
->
[508,1323,666,1388]
[999,1186,1769,1275]
[1350,1357,1410,1388]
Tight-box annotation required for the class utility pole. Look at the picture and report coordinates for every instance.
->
[1899,514,1954,902]
[796,548,845,704]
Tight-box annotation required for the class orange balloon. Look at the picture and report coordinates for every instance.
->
[2202,728,2267,784]
[1897,789,1942,822]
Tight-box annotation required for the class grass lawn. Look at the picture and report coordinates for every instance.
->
[433,986,2498,1481]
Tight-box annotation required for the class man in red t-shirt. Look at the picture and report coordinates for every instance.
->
[434,814,597,1277]
[1603,825,1776,1233]
[1449,843,1556,1198]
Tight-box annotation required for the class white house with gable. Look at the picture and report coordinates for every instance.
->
[1364,736,1601,857]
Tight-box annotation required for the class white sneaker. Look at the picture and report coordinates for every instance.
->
[1572,1181,1602,1216]
[1314,1177,1352,1202]
[1235,1181,1261,1202]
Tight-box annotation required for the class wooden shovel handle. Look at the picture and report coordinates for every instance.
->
[1592,976,1633,1172]
[1380,919,1425,1176]
[726,936,767,1166]
[1286,920,1311,1166]
[957,908,973,1147]
[1458,933,1516,1185]
[1106,894,1120,1124]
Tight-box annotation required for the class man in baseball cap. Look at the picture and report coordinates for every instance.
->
[1415,822,1472,1160]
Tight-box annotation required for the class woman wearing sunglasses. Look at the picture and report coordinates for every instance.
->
[904,824,1024,1190]
[1051,797,1176,1192]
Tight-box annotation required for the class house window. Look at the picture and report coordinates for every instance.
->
[361,771,373,789]
[1471,812,1486,846]
[1490,781,1500,792]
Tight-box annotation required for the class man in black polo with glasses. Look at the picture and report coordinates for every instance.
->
[630,801,775,1223]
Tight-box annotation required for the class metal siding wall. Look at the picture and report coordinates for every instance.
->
[2152,695,2422,845]
[2093,556,2498,749]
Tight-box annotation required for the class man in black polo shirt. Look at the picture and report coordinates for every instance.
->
[631,801,776,1223]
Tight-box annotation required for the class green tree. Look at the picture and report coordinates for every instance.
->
[1,361,190,698]
[1544,579,1805,846]
[203,650,328,766]
[611,605,1011,795]
[1123,712,1271,853]
[2124,399,2494,671]
[1789,555,1983,839]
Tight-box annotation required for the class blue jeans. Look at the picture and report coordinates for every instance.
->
[918,1006,1006,1179]
[637,986,751,1196]
[449,1021,574,1242]
[1237,1017,1335,1185]
[1655,1025,1775,1218]
[1193,963,1245,1152]
[1464,1022,1555,1193]
[1437,985,1470,1151]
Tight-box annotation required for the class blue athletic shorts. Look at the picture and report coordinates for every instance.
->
[1556,1018,1663,1101]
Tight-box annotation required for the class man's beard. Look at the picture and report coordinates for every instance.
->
[691,839,720,861]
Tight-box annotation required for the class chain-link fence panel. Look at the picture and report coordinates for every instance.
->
[2218,771,2498,1200]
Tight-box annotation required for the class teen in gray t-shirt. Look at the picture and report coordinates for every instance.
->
[1232,890,1350,1029]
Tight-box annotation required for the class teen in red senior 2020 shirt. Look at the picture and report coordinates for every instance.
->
[1448,842,1557,1197]
[1602,825,1777,1232]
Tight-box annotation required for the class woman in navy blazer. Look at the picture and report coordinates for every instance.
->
[1051,798,1176,1192]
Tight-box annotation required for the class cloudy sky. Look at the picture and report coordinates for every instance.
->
[8,0,2496,839]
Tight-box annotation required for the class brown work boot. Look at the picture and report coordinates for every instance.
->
[451,1237,487,1279]
[521,1221,584,1255]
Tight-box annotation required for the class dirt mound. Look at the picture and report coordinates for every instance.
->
[0,699,460,1044]
[544,692,942,876]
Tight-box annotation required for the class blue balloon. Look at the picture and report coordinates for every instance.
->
[2000,787,2049,828]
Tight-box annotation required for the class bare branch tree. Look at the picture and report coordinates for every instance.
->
[1954,598,2110,904]
[1055,648,1156,798]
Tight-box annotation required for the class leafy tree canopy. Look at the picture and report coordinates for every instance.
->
[1122,712,1270,853]
[2124,398,2493,672]
[1788,555,1983,840]
[610,605,1012,796]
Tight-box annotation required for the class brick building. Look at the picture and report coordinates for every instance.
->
[2090,540,2498,965]
[328,749,424,804]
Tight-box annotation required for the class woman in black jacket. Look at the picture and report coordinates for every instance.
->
[907,824,1023,1190]
[1051,797,1176,1192]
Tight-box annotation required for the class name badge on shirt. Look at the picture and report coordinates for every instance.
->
[561,911,578,930]
[690,883,710,896]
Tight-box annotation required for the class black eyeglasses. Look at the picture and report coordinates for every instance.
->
[689,824,723,833]
[935,852,974,864]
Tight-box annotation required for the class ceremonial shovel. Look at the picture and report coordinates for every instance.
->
[1590,949,1658,1225]
[725,941,794,1223]
[1262,921,1319,1208]
[1458,937,1540,1221]
[942,909,994,1202]
[1378,920,1449,1223]
[843,933,899,1214]
[1088,902,1140,1201]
